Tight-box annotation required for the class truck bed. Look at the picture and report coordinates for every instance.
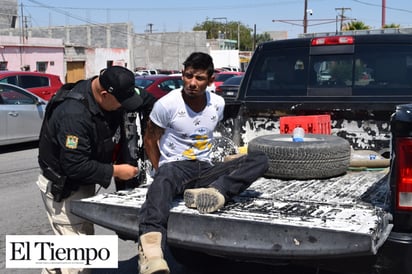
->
[71,169,392,260]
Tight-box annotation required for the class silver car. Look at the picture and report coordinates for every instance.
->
[0,83,47,146]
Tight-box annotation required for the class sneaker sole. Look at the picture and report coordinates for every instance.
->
[183,190,198,208]
[196,191,224,214]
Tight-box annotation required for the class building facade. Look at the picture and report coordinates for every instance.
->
[0,35,64,81]
[0,0,17,29]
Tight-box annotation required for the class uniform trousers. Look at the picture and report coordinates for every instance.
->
[37,174,95,274]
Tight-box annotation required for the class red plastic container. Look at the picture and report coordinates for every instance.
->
[280,115,331,134]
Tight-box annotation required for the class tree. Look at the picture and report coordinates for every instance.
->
[342,21,370,31]
[383,23,400,28]
[193,19,254,51]
[256,32,272,46]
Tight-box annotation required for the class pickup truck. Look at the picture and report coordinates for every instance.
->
[71,33,412,274]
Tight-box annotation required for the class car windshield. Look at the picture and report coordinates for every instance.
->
[135,78,155,89]
[223,76,243,85]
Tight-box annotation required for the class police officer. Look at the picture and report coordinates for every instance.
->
[36,66,148,274]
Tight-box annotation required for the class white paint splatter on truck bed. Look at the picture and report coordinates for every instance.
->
[83,169,391,236]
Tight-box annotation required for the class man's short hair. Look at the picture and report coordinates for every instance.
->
[183,52,215,77]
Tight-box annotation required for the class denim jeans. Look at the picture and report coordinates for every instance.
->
[138,150,268,238]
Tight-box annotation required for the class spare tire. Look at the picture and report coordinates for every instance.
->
[248,134,351,180]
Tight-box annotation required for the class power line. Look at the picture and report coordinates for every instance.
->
[351,0,412,14]
[24,1,303,12]
[24,0,201,48]
[335,7,352,31]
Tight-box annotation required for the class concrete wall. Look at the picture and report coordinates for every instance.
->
[0,23,209,72]
[23,24,132,49]
[0,22,249,77]
[267,31,288,40]
[0,0,17,29]
[86,48,130,78]
[133,31,208,71]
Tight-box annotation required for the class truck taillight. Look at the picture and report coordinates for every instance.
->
[396,138,412,210]
[311,36,354,46]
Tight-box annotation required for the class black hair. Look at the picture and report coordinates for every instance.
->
[183,52,215,77]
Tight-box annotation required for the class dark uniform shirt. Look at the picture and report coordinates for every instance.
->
[40,78,122,190]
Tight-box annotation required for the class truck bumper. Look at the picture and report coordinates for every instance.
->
[373,231,412,273]
[166,210,392,259]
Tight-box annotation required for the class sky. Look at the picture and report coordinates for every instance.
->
[19,0,412,39]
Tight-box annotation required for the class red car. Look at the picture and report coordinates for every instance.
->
[210,71,244,92]
[135,75,183,99]
[0,71,63,101]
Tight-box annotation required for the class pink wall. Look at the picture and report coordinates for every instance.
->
[0,36,65,82]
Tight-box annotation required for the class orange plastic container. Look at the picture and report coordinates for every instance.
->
[280,115,331,134]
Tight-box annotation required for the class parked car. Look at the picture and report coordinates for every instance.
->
[0,83,47,146]
[0,71,63,101]
[220,66,242,72]
[157,69,181,75]
[135,75,183,99]
[215,75,243,101]
[209,71,244,92]
[135,69,158,76]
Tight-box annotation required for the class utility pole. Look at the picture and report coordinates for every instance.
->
[146,23,154,33]
[273,1,346,36]
[237,22,240,50]
[335,7,351,31]
[303,0,308,33]
[20,3,25,43]
[213,17,227,39]
[253,24,256,50]
[19,3,24,69]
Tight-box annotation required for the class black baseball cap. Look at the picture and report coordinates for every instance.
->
[99,66,142,111]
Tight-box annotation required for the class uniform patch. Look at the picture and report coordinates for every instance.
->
[65,135,79,149]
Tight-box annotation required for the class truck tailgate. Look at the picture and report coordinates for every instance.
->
[71,170,392,259]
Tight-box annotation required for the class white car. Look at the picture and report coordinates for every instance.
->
[0,83,47,146]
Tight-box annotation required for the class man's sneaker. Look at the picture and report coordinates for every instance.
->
[184,188,225,214]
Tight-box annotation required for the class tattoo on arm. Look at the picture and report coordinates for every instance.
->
[146,120,164,141]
